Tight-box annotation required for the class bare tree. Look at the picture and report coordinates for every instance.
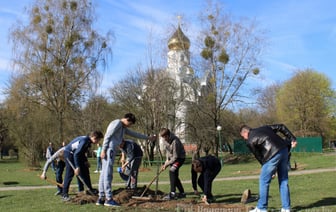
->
[109,67,180,163]
[255,83,281,124]
[189,1,265,155]
[9,0,113,144]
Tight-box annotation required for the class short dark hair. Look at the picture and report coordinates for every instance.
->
[239,124,251,133]
[124,113,136,124]
[90,131,104,139]
[192,159,203,172]
[159,128,170,137]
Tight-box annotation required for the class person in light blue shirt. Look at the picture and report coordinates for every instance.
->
[94,143,102,173]
[96,113,156,207]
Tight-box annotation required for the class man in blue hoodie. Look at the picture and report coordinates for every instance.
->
[61,131,104,201]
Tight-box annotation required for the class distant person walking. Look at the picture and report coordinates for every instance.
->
[46,142,55,172]
[240,124,296,212]
[94,143,102,173]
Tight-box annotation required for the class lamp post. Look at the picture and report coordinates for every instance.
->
[217,125,223,166]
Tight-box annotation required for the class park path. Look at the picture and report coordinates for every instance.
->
[0,167,335,191]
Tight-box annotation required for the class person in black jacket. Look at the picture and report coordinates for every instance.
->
[240,124,297,212]
[191,155,221,204]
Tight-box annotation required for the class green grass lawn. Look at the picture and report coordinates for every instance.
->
[0,152,335,211]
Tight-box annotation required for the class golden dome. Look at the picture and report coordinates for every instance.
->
[168,26,190,50]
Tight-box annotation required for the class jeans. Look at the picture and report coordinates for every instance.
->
[125,157,142,189]
[98,148,116,200]
[257,148,290,210]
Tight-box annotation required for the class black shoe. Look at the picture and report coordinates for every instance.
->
[177,193,186,198]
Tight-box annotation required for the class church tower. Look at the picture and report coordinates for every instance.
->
[166,24,196,143]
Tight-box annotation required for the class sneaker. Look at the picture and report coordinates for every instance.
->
[104,199,120,207]
[163,192,176,200]
[62,195,71,202]
[177,193,186,198]
[96,198,105,206]
[281,209,290,212]
[54,190,62,196]
[249,207,267,212]
[94,170,99,173]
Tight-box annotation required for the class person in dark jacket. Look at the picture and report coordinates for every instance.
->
[62,131,104,201]
[240,124,297,212]
[191,155,221,204]
[160,128,186,200]
[119,139,143,189]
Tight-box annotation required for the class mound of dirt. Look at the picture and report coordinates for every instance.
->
[113,186,165,204]
[69,187,250,211]
[70,192,98,205]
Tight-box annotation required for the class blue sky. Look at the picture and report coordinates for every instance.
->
[0,0,335,101]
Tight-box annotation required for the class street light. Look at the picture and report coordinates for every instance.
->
[217,125,223,166]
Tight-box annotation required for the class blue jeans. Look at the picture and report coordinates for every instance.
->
[125,157,142,189]
[257,148,290,210]
[98,148,116,200]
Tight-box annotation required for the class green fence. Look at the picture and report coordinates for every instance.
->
[234,137,323,154]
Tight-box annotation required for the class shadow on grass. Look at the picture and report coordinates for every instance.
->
[3,181,19,185]
[293,197,336,211]
[0,159,19,163]
[0,195,13,199]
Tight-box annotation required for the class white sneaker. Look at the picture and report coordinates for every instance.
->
[281,209,290,212]
[94,170,98,173]
[249,207,267,212]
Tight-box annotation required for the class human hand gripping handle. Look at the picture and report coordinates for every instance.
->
[202,195,210,205]
[40,171,47,180]
[148,134,157,141]
[74,167,80,176]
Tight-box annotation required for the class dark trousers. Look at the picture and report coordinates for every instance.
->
[56,160,65,192]
[169,158,185,194]
[77,161,93,192]
[63,154,92,196]
[198,165,221,199]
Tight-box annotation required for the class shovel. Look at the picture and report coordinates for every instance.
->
[132,169,164,200]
